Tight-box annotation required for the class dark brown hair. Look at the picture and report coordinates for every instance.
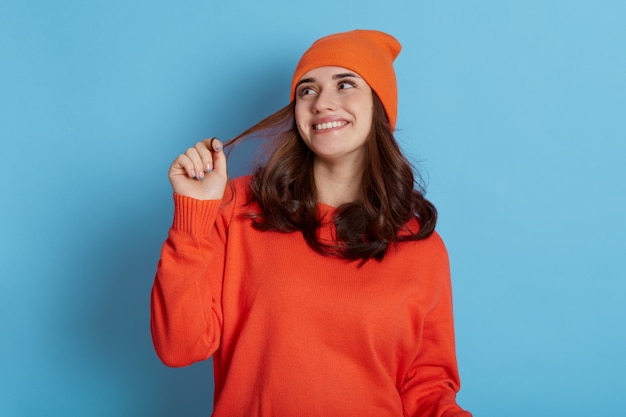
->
[224,93,437,262]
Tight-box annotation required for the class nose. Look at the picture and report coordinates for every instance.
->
[311,88,337,113]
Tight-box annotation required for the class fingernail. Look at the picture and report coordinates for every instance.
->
[206,164,212,172]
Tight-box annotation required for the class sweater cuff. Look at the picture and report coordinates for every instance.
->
[171,193,222,236]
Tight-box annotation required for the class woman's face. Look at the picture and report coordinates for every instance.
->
[294,66,374,166]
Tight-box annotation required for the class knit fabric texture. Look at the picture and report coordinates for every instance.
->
[151,177,472,417]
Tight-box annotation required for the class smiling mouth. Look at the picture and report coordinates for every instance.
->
[313,121,348,131]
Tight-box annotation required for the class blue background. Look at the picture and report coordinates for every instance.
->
[1,1,625,416]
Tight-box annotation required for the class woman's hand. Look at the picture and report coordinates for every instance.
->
[168,138,228,200]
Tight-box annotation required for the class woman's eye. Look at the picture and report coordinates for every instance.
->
[338,81,355,90]
[298,87,315,96]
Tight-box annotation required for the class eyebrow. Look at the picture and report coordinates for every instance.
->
[296,72,361,88]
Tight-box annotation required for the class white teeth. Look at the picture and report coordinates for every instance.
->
[315,121,345,131]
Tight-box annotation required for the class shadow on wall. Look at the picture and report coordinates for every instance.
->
[67,189,215,416]
[60,59,292,415]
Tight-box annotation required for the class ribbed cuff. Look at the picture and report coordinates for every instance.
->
[171,193,222,236]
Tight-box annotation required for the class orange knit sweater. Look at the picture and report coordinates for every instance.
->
[151,176,471,417]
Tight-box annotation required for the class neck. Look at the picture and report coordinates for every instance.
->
[313,159,364,207]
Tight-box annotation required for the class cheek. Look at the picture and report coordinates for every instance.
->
[348,94,374,120]
[359,104,374,130]
[293,102,303,121]
[294,104,309,134]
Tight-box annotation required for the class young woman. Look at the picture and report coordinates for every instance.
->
[151,29,472,416]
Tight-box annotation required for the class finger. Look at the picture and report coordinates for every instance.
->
[210,139,227,176]
[170,154,196,179]
[195,139,216,174]
[209,137,223,152]
[184,146,205,179]
[197,137,223,173]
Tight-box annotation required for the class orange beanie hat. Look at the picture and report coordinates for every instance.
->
[290,29,401,130]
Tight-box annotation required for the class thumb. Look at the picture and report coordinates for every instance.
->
[211,139,228,176]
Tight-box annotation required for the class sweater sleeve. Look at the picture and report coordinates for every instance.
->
[150,192,230,367]
[399,234,472,417]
